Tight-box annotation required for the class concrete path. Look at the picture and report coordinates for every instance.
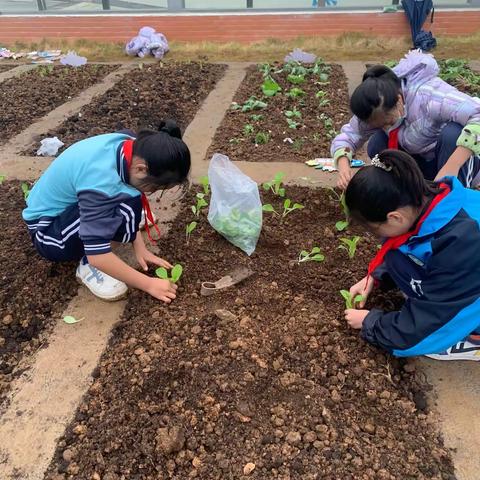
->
[0,60,478,480]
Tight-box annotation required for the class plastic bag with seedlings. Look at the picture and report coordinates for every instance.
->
[208,154,262,256]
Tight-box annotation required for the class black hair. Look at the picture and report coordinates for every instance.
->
[345,150,442,224]
[132,119,191,189]
[350,65,402,122]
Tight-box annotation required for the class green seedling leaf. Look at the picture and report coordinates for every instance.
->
[186,221,197,235]
[311,254,325,262]
[311,247,321,254]
[262,181,272,191]
[287,74,305,85]
[286,87,305,98]
[298,246,324,263]
[262,78,282,97]
[278,187,285,197]
[340,290,353,309]
[63,315,80,324]
[274,172,285,183]
[199,176,209,195]
[292,203,304,210]
[262,204,276,213]
[171,264,183,283]
[284,198,291,209]
[287,119,300,129]
[335,220,348,232]
[155,267,169,280]
[0,175,5,184]
[300,250,309,257]
[354,294,365,307]
[243,124,255,136]
[254,132,269,145]
[251,114,264,122]
[21,182,30,200]
[339,236,361,259]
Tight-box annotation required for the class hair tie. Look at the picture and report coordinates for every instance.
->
[371,154,392,172]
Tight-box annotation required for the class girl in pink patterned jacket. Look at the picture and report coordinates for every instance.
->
[332,51,480,190]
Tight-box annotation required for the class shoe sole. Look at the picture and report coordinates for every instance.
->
[76,274,128,302]
[425,353,480,361]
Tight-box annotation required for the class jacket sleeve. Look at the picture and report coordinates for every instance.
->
[361,218,480,356]
[330,116,377,166]
[425,81,480,127]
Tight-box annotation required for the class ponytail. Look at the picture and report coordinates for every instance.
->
[350,65,401,122]
[345,150,442,223]
[133,119,190,188]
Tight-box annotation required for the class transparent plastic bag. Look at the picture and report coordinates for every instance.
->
[208,154,262,256]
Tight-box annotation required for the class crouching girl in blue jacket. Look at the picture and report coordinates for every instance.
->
[344,149,480,360]
[22,120,190,303]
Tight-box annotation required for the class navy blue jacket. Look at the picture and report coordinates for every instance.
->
[362,177,480,357]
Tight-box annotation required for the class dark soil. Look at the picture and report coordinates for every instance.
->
[0,181,78,407]
[0,64,17,73]
[36,62,227,154]
[0,64,117,145]
[208,63,350,163]
[47,186,454,480]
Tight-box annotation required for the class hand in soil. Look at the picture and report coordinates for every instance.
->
[146,277,177,303]
[337,157,354,190]
[134,242,173,271]
[345,308,369,329]
[349,275,374,308]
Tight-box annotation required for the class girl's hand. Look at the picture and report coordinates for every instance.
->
[133,237,172,271]
[147,278,177,303]
[345,309,369,329]
[337,156,353,190]
[349,275,374,308]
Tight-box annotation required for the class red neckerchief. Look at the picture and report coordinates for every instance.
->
[388,126,400,149]
[367,183,451,278]
[123,139,161,244]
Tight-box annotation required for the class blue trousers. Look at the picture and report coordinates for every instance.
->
[367,122,480,187]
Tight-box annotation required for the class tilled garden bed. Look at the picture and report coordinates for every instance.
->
[46,185,454,480]
[33,62,227,154]
[0,64,117,145]
[0,181,78,407]
[207,61,350,163]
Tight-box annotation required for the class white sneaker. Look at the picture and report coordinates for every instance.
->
[425,336,480,361]
[139,210,158,231]
[76,258,128,301]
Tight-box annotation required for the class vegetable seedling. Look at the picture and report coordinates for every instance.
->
[199,176,209,196]
[262,172,285,197]
[185,221,197,244]
[287,74,305,85]
[243,124,255,136]
[284,107,302,119]
[250,114,264,122]
[262,78,282,97]
[334,192,350,231]
[156,264,183,283]
[254,132,270,145]
[258,62,272,78]
[315,91,330,107]
[21,182,30,200]
[340,290,365,309]
[231,96,268,113]
[0,175,5,184]
[298,247,325,263]
[338,236,361,259]
[282,198,304,218]
[191,193,208,217]
[287,119,301,129]
[286,87,305,98]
